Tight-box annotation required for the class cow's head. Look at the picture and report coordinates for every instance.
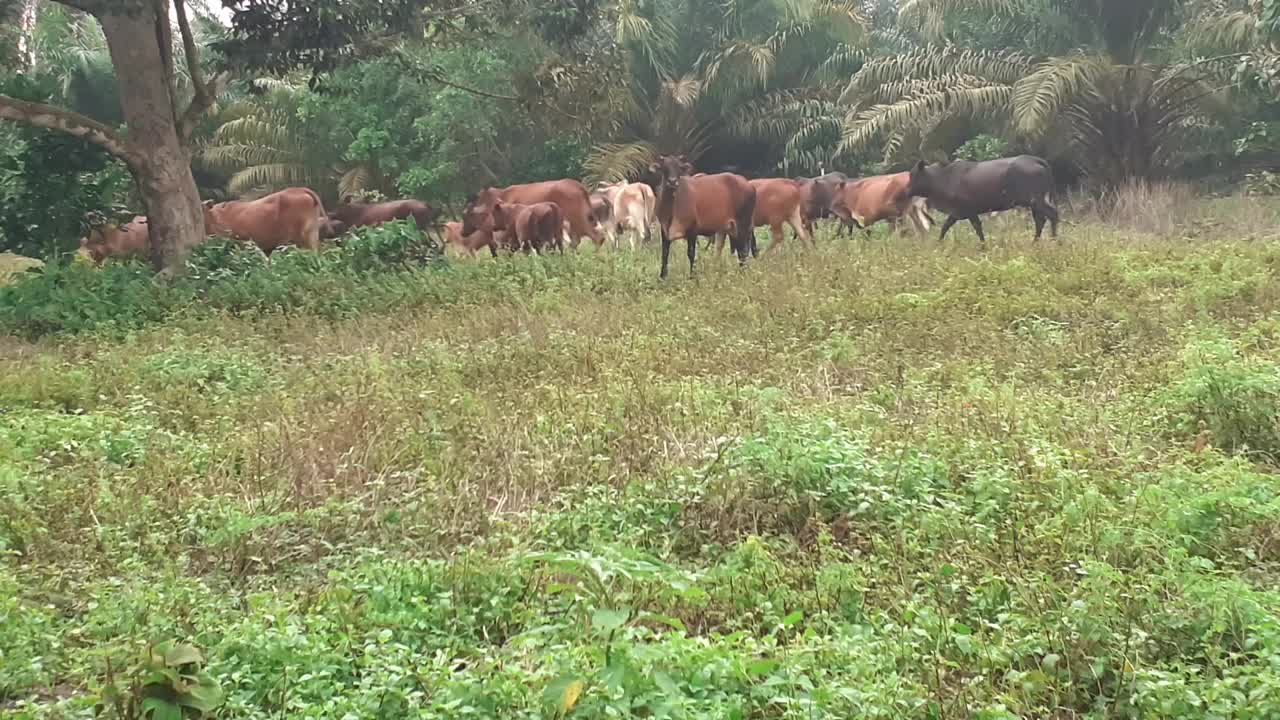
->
[462,187,501,236]
[200,200,227,237]
[77,228,110,265]
[907,160,943,198]
[808,174,847,217]
[650,155,694,193]
[321,218,348,240]
[490,200,512,231]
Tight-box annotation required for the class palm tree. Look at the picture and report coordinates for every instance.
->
[839,0,1247,187]
[584,0,867,182]
[196,79,379,201]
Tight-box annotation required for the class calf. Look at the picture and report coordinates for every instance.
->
[831,172,934,238]
[906,155,1060,244]
[78,215,151,264]
[650,155,756,279]
[203,187,327,253]
[597,181,656,250]
[443,220,503,258]
[749,178,812,254]
[492,201,564,254]
[463,180,602,249]
[589,192,616,247]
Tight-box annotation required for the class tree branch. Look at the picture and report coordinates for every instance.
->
[174,0,220,139]
[420,67,519,101]
[0,94,140,168]
[178,71,229,139]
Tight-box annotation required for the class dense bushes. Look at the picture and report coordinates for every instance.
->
[0,220,445,338]
[0,76,134,260]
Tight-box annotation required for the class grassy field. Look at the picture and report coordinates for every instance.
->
[4,196,1280,719]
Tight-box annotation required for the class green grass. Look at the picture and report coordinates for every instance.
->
[4,198,1280,718]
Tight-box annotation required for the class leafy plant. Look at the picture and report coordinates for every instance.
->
[94,641,224,720]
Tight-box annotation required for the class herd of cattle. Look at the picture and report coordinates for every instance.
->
[78,154,1060,278]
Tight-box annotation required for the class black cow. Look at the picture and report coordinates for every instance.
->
[906,155,1060,244]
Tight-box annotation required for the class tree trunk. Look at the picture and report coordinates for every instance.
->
[98,5,205,274]
[16,0,37,70]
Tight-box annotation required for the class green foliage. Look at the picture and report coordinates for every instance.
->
[0,75,133,260]
[0,220,443,338]
[94,641,224,720]
[1164,336,1280,459]
[954,133,1010,161]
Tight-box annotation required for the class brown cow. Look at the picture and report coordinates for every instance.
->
[831,172,933,238]
[463,180,602,249]
[443,220,504,258]
[328,199,439,233]
[203,187,327,253]
[492,201,564,254]
[78,215,151,264]
[742,178,811,255]
[650,155,756,279]
[597,181,656,250]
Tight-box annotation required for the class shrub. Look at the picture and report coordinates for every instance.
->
[0,220,444,337]
[0,260,185,338]
[955,134,1011,162]
[1163,337,1280,459]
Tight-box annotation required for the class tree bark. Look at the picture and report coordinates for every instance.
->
[16,0,37,70]
[98,4,205,274]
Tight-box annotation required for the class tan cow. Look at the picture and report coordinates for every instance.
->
[203,187,327,254]
[597,181,656,250]
[78,215,152,264]
[831,172,933,238]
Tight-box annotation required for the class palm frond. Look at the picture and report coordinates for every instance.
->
[197,144,295,172]
[839,84,1013,155]
[227,164,332,196]
[1011,54,1105,137]
[583,142,659,185]
[1183,10,1258,52]
[338,165,376,200]
[209,116,304,154]
[899,0,1025,40]
[842,45,1034,104]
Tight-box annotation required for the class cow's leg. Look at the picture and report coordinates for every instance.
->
[764,224,783,255]
[686,233,698,276]
[1032,210,1047,242]
[937,215,960,243]
[659,227,673,279]
[1036,196,1061,240]
[715,233,727,256]
[968,216,988,245]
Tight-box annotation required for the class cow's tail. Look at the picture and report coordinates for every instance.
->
[911,197,933,233]
[303,188,327,251]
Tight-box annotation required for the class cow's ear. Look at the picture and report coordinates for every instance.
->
[648,162,660,174]
[202,199,216,209]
